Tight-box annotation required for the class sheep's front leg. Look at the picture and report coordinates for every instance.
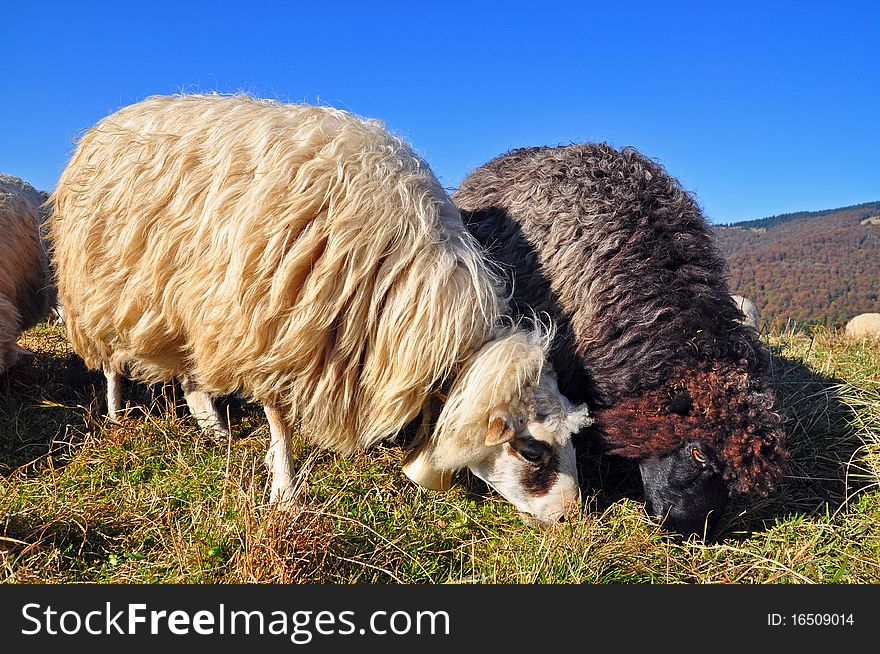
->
[103,364,122,419]
[263,404,298,506]
[179,376,229,440]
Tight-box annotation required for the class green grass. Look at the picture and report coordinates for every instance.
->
[1,322,878,583]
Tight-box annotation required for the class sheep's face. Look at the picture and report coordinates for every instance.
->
[402,348,593,526]
[467,373,593,526]
[594,363,787,538]
[639,440,728,537]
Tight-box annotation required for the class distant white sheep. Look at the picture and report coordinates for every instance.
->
[845,313,880,340]
[0,174,55,373]
[49,94,592,524]
[731,294,760,330]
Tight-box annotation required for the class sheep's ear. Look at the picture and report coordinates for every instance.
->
[485,405,516,447]
[402,443,453,491]
[565,402,593,434]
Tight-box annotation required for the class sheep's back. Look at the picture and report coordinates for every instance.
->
[51,94,502,450]
[456,143,760,404]
[845,313,880,339]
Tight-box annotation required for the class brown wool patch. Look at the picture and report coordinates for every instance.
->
[520,447,559,497]
[593,362,787,497]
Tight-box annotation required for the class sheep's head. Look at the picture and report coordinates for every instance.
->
[403,330,592,525]
[594,361,787,537]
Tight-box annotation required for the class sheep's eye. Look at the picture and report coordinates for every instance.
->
[692,448,707,465]
[511,437,551,465]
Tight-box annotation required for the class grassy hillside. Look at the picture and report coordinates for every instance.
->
[1,321,878,583]
[714,202,879,329]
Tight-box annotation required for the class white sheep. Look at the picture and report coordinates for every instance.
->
[731,294,760,330]
[0,173,55,373]
[49,94,592,524]
[845,313,880,340]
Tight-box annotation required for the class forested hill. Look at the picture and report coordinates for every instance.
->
[718,201,880,231]
[713,202,880,328]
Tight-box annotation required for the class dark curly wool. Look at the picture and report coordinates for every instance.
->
[454,143,787,498]
[595,363,782,496]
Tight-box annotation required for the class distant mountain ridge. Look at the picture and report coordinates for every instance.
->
[713,201,879,328]
[718,200,880,231]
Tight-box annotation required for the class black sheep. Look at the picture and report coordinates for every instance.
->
[455,143,787,536]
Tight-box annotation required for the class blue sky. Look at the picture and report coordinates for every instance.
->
[2,1,877,223]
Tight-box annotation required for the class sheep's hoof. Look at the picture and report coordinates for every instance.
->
[203,426,232,446]
[270,482,305,511]
[105,411,132,428]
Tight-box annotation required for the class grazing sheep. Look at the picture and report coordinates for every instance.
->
[455,143,787,536]
[731,294,760,330]
[0,174,55,374]
[845,313,880,340]
[49,94,592,524]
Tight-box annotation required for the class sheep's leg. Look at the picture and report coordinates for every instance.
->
[179,376,229,440]
[263,404,299,506]
[0,297,23,375]
[104,364,123,420]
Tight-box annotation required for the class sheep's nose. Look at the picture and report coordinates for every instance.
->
[557,514,566,524]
